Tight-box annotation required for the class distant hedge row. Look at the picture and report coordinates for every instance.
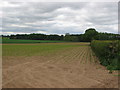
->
[91,40,120,70]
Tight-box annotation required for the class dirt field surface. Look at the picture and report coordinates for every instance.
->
[2,43,118,88]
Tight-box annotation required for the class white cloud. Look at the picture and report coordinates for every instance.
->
[1,2,118,35]
[36,31,48,34]
[1,32,30,35]
[2,1,20,7]
[10,24,30,28]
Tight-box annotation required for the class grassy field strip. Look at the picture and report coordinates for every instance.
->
[2,39,66,44]
[2,44,75,56]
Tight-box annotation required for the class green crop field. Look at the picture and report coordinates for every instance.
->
[2,43,83,57]
[1,38,66,44]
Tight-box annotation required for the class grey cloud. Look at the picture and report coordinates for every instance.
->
[2,2,118,35]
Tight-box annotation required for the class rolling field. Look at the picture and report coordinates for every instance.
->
[2,43,118,88]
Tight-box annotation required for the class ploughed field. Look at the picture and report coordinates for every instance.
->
[2,43,118,88]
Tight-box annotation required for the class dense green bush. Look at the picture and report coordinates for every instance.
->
[91,40,120,70]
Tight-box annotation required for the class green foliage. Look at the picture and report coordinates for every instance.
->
[83,28,98,42]
[95,32,120,40]
[80,28,120,42]
[1,28,120,42]
[2,39,65,44]
[64,34,79,42]
[9,34,64,40]
[91,40,120,70]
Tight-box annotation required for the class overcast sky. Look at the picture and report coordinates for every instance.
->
[1,1,118,35]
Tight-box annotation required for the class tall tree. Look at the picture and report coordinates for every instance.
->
[84,28,98,42]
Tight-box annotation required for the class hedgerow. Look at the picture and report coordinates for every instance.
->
[91,40,120,70]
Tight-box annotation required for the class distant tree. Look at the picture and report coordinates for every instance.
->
[95,32,120,40]
[7,28,120,42]
[65,33,70,35]
[64,33,79,42]
[84,28,98,42]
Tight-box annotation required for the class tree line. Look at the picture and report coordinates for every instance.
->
[9,34,64,41]
[2,28,120,42]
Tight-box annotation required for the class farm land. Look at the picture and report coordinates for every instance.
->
[1,2,120,88]
[2,42,119,88]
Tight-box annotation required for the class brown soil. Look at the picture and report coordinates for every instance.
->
[2,45,118,88]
